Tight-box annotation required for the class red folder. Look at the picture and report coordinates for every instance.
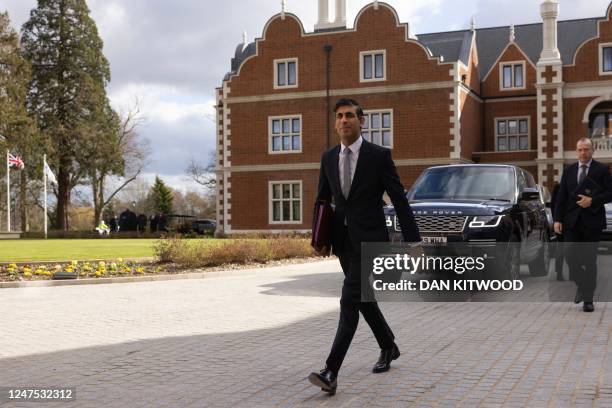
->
[311,200,333,254]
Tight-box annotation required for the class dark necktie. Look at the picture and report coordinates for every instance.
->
[342,148,352,199]
[578,164,587,185]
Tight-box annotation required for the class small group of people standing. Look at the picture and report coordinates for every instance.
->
[97,209,168,234]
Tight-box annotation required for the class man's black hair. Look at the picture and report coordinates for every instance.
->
[333,98,364,118]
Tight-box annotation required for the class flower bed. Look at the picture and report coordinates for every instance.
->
[0,259,164,281]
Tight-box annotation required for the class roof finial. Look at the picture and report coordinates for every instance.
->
[470,16,476,32]
[281,0,286,19]
[509,24,515,42]
[374,1,379,10]
[242,31,247,44]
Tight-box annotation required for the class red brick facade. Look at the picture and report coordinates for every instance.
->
[216,1,612,234]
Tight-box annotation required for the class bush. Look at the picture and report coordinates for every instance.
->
[154,236,314,267]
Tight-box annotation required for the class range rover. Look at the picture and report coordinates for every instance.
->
[385,164,550,278]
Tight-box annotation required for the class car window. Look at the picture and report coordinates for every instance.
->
[524,170,536,188]
[516,170,527,192]
[409,167,516,201]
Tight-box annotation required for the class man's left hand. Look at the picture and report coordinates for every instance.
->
[577,194,593,208]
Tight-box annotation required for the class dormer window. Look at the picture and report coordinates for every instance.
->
[274,58,298,89]
[500,61,525,90]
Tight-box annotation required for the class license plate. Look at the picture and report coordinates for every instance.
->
[422,236,447,244]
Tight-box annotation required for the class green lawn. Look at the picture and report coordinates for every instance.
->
[0,239,160,262]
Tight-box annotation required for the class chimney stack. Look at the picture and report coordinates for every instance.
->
[538,0,561,64]
[315,0,346,30]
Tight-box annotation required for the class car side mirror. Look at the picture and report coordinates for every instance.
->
[521,188,540,201]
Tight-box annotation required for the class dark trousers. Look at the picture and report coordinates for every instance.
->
[564,224,601,302]
[325,229,395,375]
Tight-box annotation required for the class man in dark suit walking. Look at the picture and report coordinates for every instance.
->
[308,98,421,394]
[554,137,612,312]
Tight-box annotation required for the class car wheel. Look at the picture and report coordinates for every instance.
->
[492,233,520,280]
[528,233,550,277]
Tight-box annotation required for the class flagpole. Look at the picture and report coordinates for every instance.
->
[6,149,10,232]
[43,154,48,239]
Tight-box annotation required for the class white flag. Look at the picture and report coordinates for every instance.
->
[44,160,57,184]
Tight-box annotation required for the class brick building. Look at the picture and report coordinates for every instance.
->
[215,0,612,234]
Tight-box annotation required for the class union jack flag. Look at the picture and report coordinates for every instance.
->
[8,153,24,170]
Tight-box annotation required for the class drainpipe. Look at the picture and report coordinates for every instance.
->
[324,44,332,149]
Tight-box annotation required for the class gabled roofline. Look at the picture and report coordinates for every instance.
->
[223,2,453,86]
[481,41,537,82]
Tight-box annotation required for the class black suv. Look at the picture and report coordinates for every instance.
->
[385,164,550,278]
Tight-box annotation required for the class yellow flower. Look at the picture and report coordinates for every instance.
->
[136,267,145,274]
[23,271,32,278]
[95,271,103,277]
[71,260,78,266]
[117,258,123,263]
[65,267,74,273]
[98,261,106,268]
[8,263,17,269]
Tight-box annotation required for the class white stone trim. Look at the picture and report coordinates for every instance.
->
[224,81,457,104]
[565,81,612,99]
[581,94,612,124]
[449,65,461,160]
[484,96,537,103]
[218,157,457,173]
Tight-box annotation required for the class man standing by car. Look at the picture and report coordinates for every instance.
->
[308,98,420,394]
[554,137,612,312]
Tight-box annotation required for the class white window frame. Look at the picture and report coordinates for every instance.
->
[495,116,530,152]
[360,50,386,83]
[269,180,303,224]
[361,109,393,148]
[273,58,298,89]
[599,43,612,76]
[499,61,526,91]
[268,115,302,154]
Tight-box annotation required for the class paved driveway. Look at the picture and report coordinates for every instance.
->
[1,259,612,407]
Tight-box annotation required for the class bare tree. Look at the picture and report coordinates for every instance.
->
[185,150,216,191]
[90,98,151,226]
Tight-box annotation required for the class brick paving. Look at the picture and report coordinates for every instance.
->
[1,259,612,407]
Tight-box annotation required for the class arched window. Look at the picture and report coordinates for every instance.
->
[588,101,612,151]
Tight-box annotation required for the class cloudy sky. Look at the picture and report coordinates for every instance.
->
[1,0,610,192]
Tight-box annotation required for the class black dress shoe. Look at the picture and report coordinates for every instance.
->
[308,368,337,395]
[574,289,583,304]
[583,302,595,312]
[372,343,400,373]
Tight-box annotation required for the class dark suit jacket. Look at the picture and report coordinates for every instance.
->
[554,159,612,231]
[316,139,421,255]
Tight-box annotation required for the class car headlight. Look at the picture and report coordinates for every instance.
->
[468,215,502,228]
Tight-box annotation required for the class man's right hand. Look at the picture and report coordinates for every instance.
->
[554,222,563,235]
[315,246,330,257]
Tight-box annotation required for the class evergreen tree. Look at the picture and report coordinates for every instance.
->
[21,0,112,230]
[0,11,44,231]
[150,176,173,215]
